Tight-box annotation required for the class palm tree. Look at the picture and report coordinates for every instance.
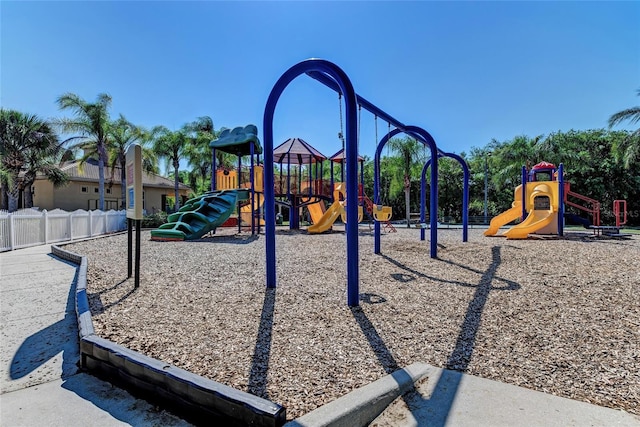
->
[491,135,544,190]
[608,90,640,168]
[151,125,190,211]
[184,116,217,194]
[387,136,425,227]
[22,142,69,208]
[0,165,10,210]
[56,93,112,210]
[107,115,158,208]
[0,109,67,212]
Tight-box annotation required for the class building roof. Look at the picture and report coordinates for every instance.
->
[50,160,191,190]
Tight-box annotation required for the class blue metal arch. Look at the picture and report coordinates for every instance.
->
[373,125,439,258]
[420,153,470,242]
[263,59,361,306]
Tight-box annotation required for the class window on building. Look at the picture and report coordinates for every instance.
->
[106,188,112,194]
[94,187,99,193]
[81,186,88,193]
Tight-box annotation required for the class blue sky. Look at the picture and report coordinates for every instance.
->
[2,1,639,167]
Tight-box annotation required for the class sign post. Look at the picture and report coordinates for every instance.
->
[126,144,143,288]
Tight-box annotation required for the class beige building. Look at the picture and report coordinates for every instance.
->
[32,160,191,212]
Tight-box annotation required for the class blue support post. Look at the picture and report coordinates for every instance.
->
[250,142,255,235]
[521,166,527,220]
[558,163,564,236]
[420,159,431,241]
[211,148,217,191]
[238,154,242,234]
[374,126,439,257]
[445,152,469,242]
[359,160,364,200]
[419,153,468,242]
[263,59,359,306]
[330,161,334,195]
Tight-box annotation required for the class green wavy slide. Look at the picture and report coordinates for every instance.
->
[150,189,249,241]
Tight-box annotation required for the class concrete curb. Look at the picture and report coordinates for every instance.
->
[284,362,431,427]
[51,244,286,427]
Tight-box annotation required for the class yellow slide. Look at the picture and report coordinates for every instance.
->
[503,185,555,239]
[240,196,265,225]
[307,200,326,225]
[484,201,522,236]
[503,208,553,239]
[307,202,343,233]
[308,183,346,234]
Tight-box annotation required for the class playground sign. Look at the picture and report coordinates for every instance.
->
[126,143,143,220]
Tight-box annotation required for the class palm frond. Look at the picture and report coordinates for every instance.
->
[608,107,640,127]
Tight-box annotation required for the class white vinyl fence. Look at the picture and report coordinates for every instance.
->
[0,208,127,252]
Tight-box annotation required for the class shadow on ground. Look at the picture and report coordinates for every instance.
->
[362,245,521,426]
[9,261,79,381]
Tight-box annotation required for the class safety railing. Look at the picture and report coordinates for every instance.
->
[566,190,601,226]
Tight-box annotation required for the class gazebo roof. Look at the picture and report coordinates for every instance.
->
[328,148,365,163]
[273,138,327,165]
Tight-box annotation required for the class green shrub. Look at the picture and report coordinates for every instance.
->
[141,211,168,228]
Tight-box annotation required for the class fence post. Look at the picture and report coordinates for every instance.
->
[9,213,15,250]
[68,211,73,242]
[89,210,93,237]
[43,210,48,244]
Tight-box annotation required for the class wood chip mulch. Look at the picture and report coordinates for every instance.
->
[64,226,640,421]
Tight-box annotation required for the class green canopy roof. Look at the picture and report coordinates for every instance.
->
[210,124,262,156]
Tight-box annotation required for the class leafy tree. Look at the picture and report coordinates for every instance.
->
[471,129,640,226]
[56,93,112,210]
[21,140,68,208]
[437,157,465,222]
[107,115,158,208]
[152,125,190,211]
[608,89,640,168]
[184,116,218,194]
[387,137,425,227]
[0,109,67,212]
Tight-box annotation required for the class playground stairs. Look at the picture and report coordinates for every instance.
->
[588,225,632,239]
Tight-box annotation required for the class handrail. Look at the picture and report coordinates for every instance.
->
[566,190,600,226]
[614,200,627,227]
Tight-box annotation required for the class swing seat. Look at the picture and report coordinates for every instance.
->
[340,205,363,223]
[373,205,392,222]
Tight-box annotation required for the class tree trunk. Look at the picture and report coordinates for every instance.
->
[120,159,127,210]
[7,180,20,213]
[173,160,180,212]
[98,144,106,211]
[0,182,7,211]
[404,187,411,228]
[404,175,411,228]
[22,173,36,208]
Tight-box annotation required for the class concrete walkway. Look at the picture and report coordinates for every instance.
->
[1,244,639,427]
[0,245,191,426]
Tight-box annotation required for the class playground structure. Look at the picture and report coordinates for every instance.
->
[151,125,263,241]
[153,58,471,306]
[151,129,395,240]
[484,161,629,239]
[263,58,470,307]
[270,139,395,234]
